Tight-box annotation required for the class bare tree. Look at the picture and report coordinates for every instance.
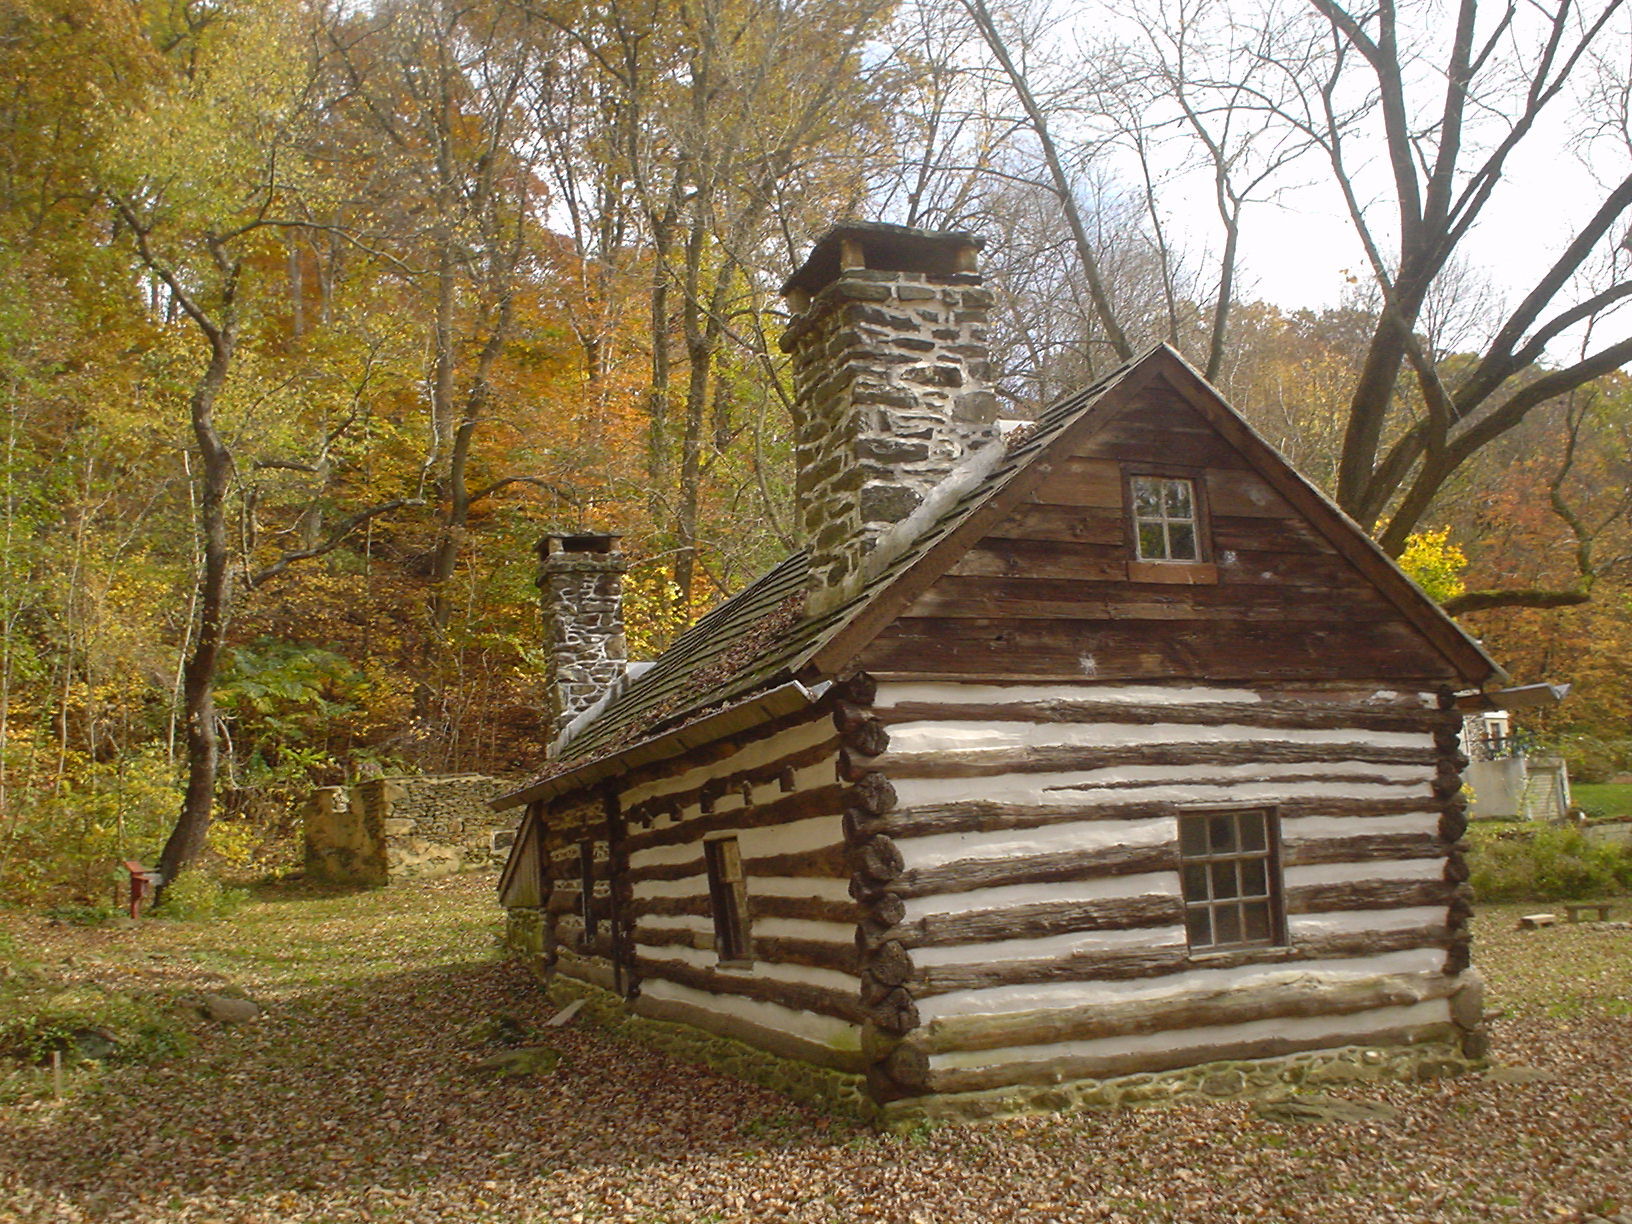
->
[927,0,1632,585]
[1088,0,1314,380]
[958,0,1135,362]
[1258,0,1632,555]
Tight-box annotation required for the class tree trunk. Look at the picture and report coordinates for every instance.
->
[156,323,237,886]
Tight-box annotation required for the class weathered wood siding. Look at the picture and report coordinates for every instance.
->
[500,813,545,909]
[859,681,1468,1098]
[842,381,1475,1102]
[536,707,867,1071]
[538,790,618,994]
[859,382,1457,685]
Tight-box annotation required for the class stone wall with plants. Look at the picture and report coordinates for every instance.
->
[305,774,513,885]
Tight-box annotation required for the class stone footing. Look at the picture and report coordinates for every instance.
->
[538,975,875,1123]
[502,950,1487,1132]
[878,1039,1483,1130]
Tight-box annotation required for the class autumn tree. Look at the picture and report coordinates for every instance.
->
[97,0,421,884]
[924,0,1632,570]
[322,0,572,637]
[534,0,900,606]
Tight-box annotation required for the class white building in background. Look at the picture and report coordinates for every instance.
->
[1461,685,1572,821]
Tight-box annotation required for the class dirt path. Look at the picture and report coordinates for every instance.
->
[2,878,1630,1223]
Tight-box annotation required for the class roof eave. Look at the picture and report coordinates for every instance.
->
[489,679,823,812]
[1454,681,1570,713]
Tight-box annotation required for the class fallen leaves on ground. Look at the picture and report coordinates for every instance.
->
[1,879,1628,1224]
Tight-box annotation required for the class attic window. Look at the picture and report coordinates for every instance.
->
[1131,475,1201,561]
[1179,809,1284,952]
[704,836,751,964]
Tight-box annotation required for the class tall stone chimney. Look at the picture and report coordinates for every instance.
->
[538,532,627,743]
[779,222,998,612]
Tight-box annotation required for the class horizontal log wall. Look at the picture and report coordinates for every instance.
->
[605,708,865,1056]
[861,679,1471,1096]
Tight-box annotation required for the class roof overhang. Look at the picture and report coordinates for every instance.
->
[1453,682,1571,713]
[490,679,825,812]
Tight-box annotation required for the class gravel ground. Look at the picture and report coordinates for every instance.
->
[1,876,1629,1224]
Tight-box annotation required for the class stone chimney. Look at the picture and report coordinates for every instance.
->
[538,532,627,743]
[779,222,998,611]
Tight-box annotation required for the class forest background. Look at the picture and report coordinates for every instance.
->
[2,0,1630,905]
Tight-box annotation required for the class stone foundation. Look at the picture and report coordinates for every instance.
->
[878,1038,1482,1130]
[538,974,875,1123]
[305,774,513,885]
[504,918,1486,1130]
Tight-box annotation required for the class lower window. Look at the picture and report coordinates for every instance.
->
[578,841,598,945]
[704,836,752,963]
[1179,808,1283,951]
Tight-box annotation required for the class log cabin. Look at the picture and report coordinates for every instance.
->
[492,221,1506,1124]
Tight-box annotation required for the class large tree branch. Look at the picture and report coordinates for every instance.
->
[464,475,580,507]
[1453,169,1632,412]
[1419,0,1478,233]
[245,498,424,589]
[109,195,223,348]
[1448,332,1632,464]
[1443,587,1590,614]
[1377,333,1632,550]
[1443,0,1624,248]
[1309,0,1424,231]
[961,0,1133,359]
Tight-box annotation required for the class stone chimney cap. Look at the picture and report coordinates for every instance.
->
[539,532,623,558]
[780,221,984,300]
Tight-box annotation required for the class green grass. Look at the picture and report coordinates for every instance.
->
[1572,782,1632,818]
[0,873,502,1104]
[1474,901,1632,1018]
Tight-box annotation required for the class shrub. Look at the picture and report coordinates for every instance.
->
[1469,822,1632,902]
[43,903,116,927]
[1557,735,1632,785]
[0,747,181,907]
[150,868,247,921]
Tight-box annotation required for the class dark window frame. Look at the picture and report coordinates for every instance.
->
[1177,807,1286,953]
[704,835,752,965]
[578,840,598,946]
[1126,468,1210,563]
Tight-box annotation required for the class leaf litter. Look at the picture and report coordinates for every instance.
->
[0,879,1628,1223]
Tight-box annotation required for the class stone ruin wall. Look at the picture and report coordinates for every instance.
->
[304,774,515,886]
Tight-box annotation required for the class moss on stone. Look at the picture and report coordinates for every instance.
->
[877,1041,1481,1131]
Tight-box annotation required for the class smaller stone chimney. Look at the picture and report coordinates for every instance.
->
[780,222,998,612]
[538,532,627,743]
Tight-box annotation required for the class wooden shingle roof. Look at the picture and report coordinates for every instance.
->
[492,345,1503,812]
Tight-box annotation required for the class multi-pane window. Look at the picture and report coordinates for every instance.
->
[704,836,751,963]
[1131,475,1201,561]
[1179,809,1282,951]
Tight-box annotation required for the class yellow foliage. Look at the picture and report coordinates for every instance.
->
[623,569,691,660]
[1398,527,1468,604]
[206,819,259,870]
